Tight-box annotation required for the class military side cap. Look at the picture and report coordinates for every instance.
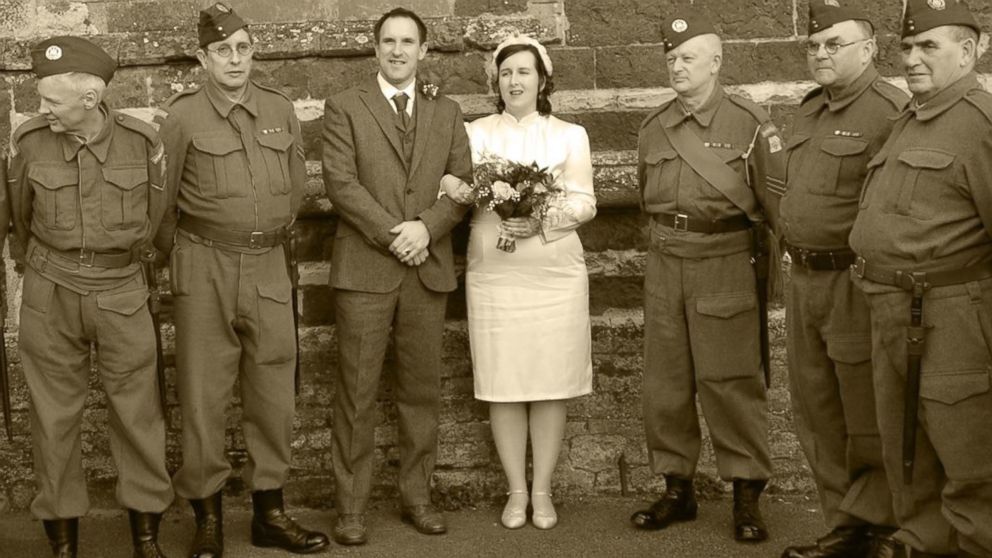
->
[661,11,718,52]
[902,0,979,38]
[808,0,873,35]
[198,2,247,47]
[30,36,116,84]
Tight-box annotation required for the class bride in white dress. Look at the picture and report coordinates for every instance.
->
[442,35,597,530]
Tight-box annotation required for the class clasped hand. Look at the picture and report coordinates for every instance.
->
[389,220,431,266]
[502,216,541,239]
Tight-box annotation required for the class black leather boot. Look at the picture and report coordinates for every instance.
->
[866,527,906,558]
[630,475,698,530]
[250,489,329,554]
[781,525,872,557]
[129,510,167,558]
[42,518,78,558]
[733,479,768,543]
[189,492,223,558]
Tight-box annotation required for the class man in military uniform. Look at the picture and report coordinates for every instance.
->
[155,3,328,556]
[629,11,780,543]
[7,36,172,557]
[776,3,906,557]
[849,1,992,556]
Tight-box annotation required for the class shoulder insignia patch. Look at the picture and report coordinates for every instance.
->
[760,122,783,153]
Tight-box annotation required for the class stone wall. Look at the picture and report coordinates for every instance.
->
[0,0,989,513]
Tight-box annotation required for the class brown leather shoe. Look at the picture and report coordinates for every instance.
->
[781,525,872,558]
[733,479,768,543]
[332,514,367,546]
[400,504,447,535]
[630,475,697,531]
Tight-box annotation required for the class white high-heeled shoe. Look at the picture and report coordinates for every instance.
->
[501,490,528,529]
[530,492,557,530]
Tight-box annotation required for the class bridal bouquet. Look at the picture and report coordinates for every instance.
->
[470,153,562,252]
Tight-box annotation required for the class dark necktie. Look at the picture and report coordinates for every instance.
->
[393,93,410,131]
[392,92,414,166]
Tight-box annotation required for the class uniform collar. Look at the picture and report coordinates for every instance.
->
[60,104,112,163]
[205,79,259,118]
[664,84,723,128]
[908,72,980,122]
[823,65,878,112]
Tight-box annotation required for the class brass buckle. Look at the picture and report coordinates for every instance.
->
[852,256,866,277]
[673,213,689,232]
[249,231,265,249]
[78,249,96,268]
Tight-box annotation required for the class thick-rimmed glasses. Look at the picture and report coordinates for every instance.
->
[803,38,868,56]
[206,42,254,58]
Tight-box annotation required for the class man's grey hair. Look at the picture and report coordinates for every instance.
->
[48,72,107,101]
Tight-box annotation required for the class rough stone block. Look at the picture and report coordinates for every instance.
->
[455,0,529,17]
[563,111,649,151]
[547,46,595,91]
[595,45,666,89]
[105,0,197,33]
[720,41,808,86]
[339,0,451,20]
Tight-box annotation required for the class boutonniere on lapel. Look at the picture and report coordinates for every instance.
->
[420,81,440,100]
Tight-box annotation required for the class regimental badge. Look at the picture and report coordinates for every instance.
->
[672,19,688,33]
[45,45,62,61]
[760,122,783,153]
[824,0,840,6]
[927,0,946,10]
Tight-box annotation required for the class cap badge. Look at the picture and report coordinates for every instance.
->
[824,0,839,6]
[44,45,62,61]
[927,0,946,10]
[672,19,688,33]
[215,3,230,12]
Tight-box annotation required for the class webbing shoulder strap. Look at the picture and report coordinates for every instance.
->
[659,119,761,221]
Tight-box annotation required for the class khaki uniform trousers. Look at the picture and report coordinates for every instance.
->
[858,276,992,557]
[171,232,296,499]
[332,268,447,514]
[643,248,772,481]
[787,267,894,528]
[19,267,173,519]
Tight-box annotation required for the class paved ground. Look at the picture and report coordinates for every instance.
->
[0,495,826,557]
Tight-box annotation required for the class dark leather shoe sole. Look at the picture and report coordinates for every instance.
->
[630,504,698,531]
[251,533,329,554]
[401,513,447,535]
[735,524,769,543]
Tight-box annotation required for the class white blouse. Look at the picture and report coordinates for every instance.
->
[466,112,597,243]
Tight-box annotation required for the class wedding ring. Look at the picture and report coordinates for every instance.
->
[403,249,411,255]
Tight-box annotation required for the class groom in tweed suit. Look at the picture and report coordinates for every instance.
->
[320,7,472,547]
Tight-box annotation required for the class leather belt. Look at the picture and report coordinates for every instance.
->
[786,243,857,271]
[852,256,992,290]
[178,215,289,249]
[31,239,138,269]
[651,212,752,234]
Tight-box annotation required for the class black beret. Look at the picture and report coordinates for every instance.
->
[808,0,873,36]
[661,11,718,52]
[902,0,980,38]
[30,36,116,84]
[198,2,247,47]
